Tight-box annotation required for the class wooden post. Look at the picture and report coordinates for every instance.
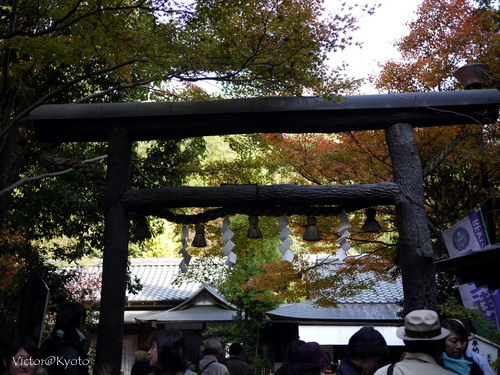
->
[385,123,437,314]
[94,127,132,375]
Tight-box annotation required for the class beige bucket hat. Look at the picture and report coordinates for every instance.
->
[396,309,450,341]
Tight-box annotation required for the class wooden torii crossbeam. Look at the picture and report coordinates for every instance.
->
[30,89,500,375]
[32,90,499,141]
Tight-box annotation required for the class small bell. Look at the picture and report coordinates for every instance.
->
[191,223,207,247]
[247,215,263,239]
[302,216,322,241]
[134,215,152,241]
[362,208,382,233]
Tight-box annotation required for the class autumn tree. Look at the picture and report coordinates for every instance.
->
[376,0,499,238]
[232,0,499,309]
[0,1,371,374]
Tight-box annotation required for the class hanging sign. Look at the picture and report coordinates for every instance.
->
[442,210,499,328]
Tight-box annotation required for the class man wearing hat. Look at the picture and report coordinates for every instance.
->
[374,310,455,375]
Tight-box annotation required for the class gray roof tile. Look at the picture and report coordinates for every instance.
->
[67,258,403,308]
[267,300,402,322]
[67,258,201,302]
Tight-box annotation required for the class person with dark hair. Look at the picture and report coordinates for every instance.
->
[40,302,88,375]
[3,336,40,375]
[225,343,253,375]
[148,329,196,375]
[182,331,202,373]
[199,338,229,375]
[440,319,490,375]
[297,342,331,375]
[337,326,388,375]
[274,339,305,375]
[131,333,154,375]
[375,310,454,375]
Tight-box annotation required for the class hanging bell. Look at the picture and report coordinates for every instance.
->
[247,215,263,239]
[191,223,208,247]
[134,215,152,241]
[362,208,382,233]
[302,216,322,241]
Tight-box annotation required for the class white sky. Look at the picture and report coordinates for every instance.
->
[326,0,423,94]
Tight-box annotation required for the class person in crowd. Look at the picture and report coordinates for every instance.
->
[131,340,153,375]
[274,339,305,375]
[374,309,454,375]
[297,342,331,375]
[182,331,203,373]
[148,329,196,375]
[225,343,253,375]
[40,302,88,375]
[199,338,229,375]
[3,336,40,375]
[440,319,492,375]
[337,326,388,375]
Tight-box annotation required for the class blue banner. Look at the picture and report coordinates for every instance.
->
[442,211,499,329]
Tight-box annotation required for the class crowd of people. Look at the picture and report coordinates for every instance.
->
[2,304,497,375]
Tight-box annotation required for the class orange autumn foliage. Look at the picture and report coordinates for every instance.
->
[0,228,27,293]
[245,0,499,305]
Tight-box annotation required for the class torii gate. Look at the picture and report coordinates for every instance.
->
[30,89,500,375]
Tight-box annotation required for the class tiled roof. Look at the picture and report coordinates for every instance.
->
[69,257,402,308]
[134,283,238,323]
[266,255,403,323]
[127,259,201,302]
[337,277,403,303]
[170,282,236,311]
[267,301,402,322]
[68,258,202,302]
[309,254,403,303]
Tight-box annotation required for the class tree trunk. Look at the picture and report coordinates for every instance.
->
[0,127,28,224]
[385,123,437,314]
[93,127,131,375]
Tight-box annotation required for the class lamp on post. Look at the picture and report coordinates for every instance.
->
[453,63,490,90]
[453,62,497,245]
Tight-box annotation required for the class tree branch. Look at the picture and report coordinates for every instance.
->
[0,59,148,140]
[422,131,478,176]
[0,155,107,197]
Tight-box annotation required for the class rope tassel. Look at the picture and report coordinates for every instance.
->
[191,223,207,247]
[247,215,263,238]
[362,208,382,233]
[302,216,322,241]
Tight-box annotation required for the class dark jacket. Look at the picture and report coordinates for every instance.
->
[199,355,229,375]
[40,328,88,375]
[225,357,253,375]
[131,350,153,375]
[469,356,485,375]
[337,358,362,375]
[274,362,300,375]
